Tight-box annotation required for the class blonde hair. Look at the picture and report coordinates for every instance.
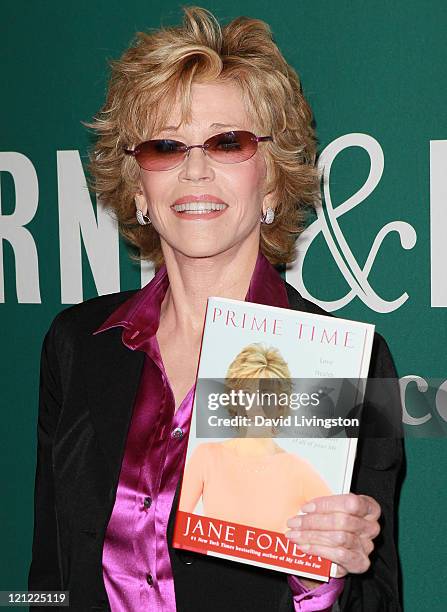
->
[225,343,292,419]
[85,6,319,267]
[226,343,291,380]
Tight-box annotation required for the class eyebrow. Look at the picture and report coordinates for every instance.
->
[159,122,242,133]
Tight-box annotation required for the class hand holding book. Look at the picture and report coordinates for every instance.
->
[285,492,381,582]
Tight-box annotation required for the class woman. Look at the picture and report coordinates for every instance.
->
[179,343,332,533]
[28,6,403,611]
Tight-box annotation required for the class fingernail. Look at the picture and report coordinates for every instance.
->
[300,544,310,551]
[287,517,302,528]
[300,502,316,513]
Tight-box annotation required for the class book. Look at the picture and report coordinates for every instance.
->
[172,297,375,582]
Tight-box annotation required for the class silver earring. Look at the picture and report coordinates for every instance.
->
[136,209,151,226]
[261,207,275,224]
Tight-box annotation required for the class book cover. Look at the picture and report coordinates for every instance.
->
[172,297,375,581]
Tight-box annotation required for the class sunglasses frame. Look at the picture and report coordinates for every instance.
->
[124,130,273,171]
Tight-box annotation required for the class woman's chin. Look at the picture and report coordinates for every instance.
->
[161,240,242,262]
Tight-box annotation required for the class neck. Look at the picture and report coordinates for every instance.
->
[159,239,260,336]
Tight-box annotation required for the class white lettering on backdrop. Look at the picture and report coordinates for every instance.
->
[0,137,444,306]
[57,151,120,303]
[286,133,418,313]
[430,140,447,307]
[400,375,447,427]
[0,152,40,303]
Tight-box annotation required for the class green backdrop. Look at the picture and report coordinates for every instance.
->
[1,1,446,610]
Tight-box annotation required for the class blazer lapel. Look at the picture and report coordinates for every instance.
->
[85,326,145,486]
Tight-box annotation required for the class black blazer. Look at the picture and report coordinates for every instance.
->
[28,281,404,611]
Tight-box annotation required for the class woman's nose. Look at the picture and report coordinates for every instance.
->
[180,146,214,181]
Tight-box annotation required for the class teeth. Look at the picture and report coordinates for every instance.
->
[173,202,227,213]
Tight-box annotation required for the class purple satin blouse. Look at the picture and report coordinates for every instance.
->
[93,251,344,611]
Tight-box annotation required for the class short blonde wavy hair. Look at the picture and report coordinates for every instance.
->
[85,6,319,267]
[225,343,292,419]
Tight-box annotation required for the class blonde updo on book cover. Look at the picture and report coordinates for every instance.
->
[224,342,293,421]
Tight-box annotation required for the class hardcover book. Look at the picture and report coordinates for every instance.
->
[172,297,375,581]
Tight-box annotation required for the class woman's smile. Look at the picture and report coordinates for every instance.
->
[171,193,228,220]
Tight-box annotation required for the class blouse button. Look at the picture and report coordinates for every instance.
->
[143,496,152,509]
[171,427,184,439]
[146,573,153,587]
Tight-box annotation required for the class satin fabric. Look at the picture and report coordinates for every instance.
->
[93,251,343,611]
[289,575,345,611]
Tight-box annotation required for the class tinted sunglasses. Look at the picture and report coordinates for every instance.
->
[124,130,273,171]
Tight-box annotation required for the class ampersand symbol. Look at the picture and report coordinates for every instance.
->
[288,134,417,313]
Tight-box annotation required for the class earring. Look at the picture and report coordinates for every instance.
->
[261,207,275,224]
[136,209,151,226]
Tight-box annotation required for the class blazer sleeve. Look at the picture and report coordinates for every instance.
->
[339,332,404,611]
[28,314,64,592]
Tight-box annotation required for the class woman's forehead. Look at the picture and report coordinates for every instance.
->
[157,121,246,136]
[157,81,256,131]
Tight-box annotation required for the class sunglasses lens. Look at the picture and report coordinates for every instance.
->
[206,131,257,163]
[132,131,263,170]
[135,139,185,170]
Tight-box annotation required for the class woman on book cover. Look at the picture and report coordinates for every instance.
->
[179,343,332,533]
[28,6,403,611]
